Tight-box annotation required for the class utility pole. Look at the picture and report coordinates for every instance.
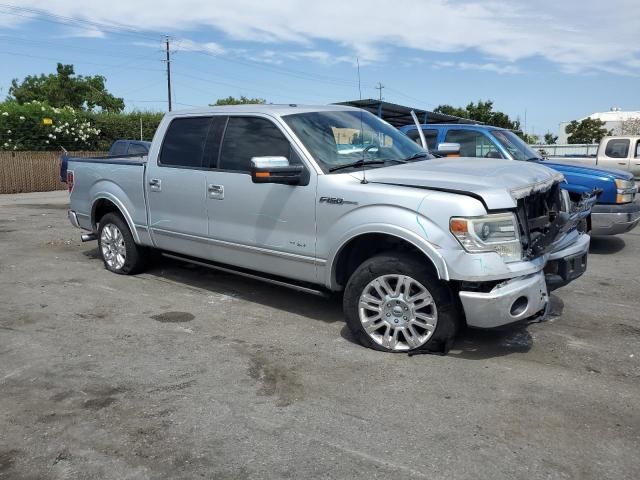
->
[376,82,384,101]
[165,36,172,112]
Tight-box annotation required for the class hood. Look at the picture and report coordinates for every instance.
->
[363,157,561,210]
[542,160,633,181]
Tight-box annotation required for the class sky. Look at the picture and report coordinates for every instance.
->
[0,0,639,137]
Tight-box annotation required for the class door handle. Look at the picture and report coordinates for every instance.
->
[208,184,224,199]
[149,178,161,191]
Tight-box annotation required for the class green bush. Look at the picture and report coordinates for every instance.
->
[0,100,163,151]
[90,111,163,151]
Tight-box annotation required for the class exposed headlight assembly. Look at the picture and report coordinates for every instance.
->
[450,212,522,263]
[615,178,637,204]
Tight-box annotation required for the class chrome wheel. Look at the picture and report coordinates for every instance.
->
[100,223,126,270]
[358,274,438,351]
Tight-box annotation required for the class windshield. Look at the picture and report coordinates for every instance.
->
[492,130,542,161]
[283,110,430,173]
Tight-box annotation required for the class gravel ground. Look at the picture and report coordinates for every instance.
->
[1,190,639,480]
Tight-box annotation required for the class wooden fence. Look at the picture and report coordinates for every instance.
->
[0,151,105,194]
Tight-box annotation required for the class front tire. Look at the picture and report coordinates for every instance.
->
[97,212,148,275]
[343,252,459,353]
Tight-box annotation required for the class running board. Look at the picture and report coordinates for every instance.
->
[161,252,329,297]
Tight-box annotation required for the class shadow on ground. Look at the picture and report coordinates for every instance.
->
[83,246,566,359]
[589,236,626,255]
[82,247,344,324]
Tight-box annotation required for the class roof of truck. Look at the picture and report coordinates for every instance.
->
[165,104,359,117]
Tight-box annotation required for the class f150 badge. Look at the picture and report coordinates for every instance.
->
[319,196,358,205]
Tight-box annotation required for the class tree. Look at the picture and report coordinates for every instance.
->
[8,63,124,112]
[521,133,540,144]
[618,118,640,135]
[212,96,267,106]
[434,100,520,130]
[565,118,611,144]
[544,132,558,145]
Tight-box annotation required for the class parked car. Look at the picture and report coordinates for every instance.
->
[548,136,640,178]
[108,140,151,157]
[400,124,640,236]
[59,140,150,183]
[65,105,593,353]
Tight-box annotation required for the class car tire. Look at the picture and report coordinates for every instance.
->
[97,212,148,275]
[343,252,460,353]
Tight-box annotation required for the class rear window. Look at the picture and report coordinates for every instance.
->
[159,117,212,168]
[110,141,126,156]
[604,139,630,158]
[127,143,148,155]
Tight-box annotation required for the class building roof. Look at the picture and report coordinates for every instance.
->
[334,99,479,127]
[575,109,640,123]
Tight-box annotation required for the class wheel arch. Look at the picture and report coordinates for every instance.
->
[91,195,140,243]
[328,230,448,291]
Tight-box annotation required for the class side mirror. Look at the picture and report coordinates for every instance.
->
[434,143,461,157]
[250,156,304,185]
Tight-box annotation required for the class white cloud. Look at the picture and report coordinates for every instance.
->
[60,26,105,38]
[3,0,640,74]
[434,61,521,75]
[172,38,225,55]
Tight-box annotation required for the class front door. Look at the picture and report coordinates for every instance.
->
[599,138,631,172]
[205,115,318,283]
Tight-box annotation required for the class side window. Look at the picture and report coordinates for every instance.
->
[604,139,630,158]
[219,117,295,172]
[636,140,640,158]
[110,141,126,156]
[127,143,148,155]
[159,117,212,168]
[445,130,501,158]
[406,129,438,151]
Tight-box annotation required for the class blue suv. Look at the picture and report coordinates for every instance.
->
[400,124,640,236]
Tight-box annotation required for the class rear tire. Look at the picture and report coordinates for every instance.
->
[97,212,148,275]
[343,252,459,353]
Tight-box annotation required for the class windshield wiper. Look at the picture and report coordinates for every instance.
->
[329,160,386,172]
[403,152,429,161]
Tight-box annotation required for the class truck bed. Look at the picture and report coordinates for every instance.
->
[67,155,148,235]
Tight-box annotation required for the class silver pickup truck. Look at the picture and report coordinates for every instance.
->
[66,105,593,353]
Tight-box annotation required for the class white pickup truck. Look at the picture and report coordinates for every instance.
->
[549,136,640,178]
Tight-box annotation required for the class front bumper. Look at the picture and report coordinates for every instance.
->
[459,233,590,329]
[590,201,640,236]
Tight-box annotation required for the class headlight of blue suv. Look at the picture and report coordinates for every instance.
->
[450,212,522,263]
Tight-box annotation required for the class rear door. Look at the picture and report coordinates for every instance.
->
[204,115,318,283]
[146,116,220,259]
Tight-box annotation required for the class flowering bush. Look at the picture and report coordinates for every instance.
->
[0,100,100,151]
[0,101,162,151]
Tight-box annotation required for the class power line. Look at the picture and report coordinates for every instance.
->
[0,49,164,73]
[0,36,163,64]
[0,4,161,42]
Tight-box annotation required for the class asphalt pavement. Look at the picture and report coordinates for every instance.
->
[1,191,638,479]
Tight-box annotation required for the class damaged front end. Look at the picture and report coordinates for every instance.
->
[512,179,597,260]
